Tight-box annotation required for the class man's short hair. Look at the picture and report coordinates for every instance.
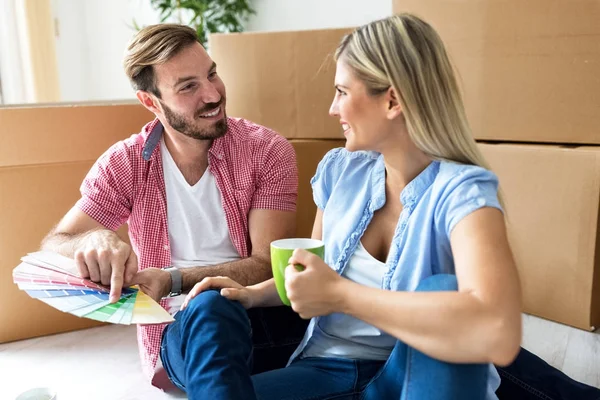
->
[123,24,199,98]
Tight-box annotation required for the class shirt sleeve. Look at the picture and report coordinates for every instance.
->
[310,148,344,210]
[251,135,298,211]
[75,142,134,230]
[436,167,503,238]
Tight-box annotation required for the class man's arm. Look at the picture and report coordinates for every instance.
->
[41,206,114,258]
[42,206,108,257]
[181,208,296,289]
[42,204,137,302]
[179,135,298,288]
[133,208,296,301]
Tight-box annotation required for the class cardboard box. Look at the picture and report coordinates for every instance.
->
[480,143,600,331]
[291,140,346,238]
[393,1,600,145]
[0,103,152,343]
[0,102,153,167]
[210,29,352,139]
[0,162,106,343]
[0,103,343,342]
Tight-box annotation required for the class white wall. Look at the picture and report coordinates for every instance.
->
[82,0,158,102]
[0,0,29,104]
[51,0,162,103]
[52,0,88,102]
[246,0,392,32]
[49,0,392,104]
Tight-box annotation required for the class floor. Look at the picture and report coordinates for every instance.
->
[1,314,598,400]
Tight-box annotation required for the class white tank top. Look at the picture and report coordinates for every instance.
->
[161,138,240,313]
[302,241,396,360]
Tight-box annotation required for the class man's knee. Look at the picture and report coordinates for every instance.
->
[416,274,458,292]
[177,289,248,330]
[184,289,242,316]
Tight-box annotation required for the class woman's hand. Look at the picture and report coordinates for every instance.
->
[285,249,347,319]
[180,276,255,310]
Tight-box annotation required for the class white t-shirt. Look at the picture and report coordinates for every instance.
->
[161,139,240,313]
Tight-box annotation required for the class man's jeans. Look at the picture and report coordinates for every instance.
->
[160,282,600,399]
[160,294,309,394]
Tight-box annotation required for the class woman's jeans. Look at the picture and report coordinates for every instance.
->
[160,275,600,400]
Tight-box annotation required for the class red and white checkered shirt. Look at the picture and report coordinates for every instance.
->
[76,117,297,380]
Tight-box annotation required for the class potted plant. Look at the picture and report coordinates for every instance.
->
[141,0,256,49]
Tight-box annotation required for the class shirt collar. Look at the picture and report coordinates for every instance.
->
[370,154,440,210]
[400,160,440,207]
[142,119,162,161]
[370,154,387,210]
[141,118,228,161]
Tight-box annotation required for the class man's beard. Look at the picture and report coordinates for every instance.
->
[161,101,228,140]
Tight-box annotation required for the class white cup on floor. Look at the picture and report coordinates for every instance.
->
[15,387,57,400]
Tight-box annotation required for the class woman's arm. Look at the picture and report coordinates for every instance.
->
[338,207,521,366]
[244,278,283,308]
[311,208,324,240]
[181,276,284,309]
[290,207,522,366]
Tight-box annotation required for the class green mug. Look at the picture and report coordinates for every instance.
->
[270,238,325,306]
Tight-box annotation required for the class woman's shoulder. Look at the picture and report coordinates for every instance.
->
[436,161,499,191]
[431,161,502,235]
[311,148,382,210]
[313,148,381,189]
[318,148,381,174]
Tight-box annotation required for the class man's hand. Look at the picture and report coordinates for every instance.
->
[73,229,138,303]
[130,268,172,303]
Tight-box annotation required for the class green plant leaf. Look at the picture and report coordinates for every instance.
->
[142,0,255,45]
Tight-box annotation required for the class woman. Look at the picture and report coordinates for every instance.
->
[182,13,521,399]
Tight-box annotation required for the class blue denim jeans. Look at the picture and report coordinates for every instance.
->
[160,277,600,400]
[251,275,491,400]
[496,349,600,400]
[253,356,384,400]
[160,293,309,397]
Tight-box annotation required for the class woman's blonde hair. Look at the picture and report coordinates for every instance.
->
[123,24,199,97]
[335,13,493,173]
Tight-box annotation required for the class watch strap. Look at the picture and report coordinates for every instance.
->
[165,267,182,297]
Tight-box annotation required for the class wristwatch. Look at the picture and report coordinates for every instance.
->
[165,267,182,297]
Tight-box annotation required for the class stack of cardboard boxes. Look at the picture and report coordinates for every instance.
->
[209,28,351,237]
[2,2,598,343]
[211,0,600,332]
[0,104,151,342]
[0,97,348,342]
[391,0,600,331]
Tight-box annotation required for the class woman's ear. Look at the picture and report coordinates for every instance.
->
[384,86,403,120]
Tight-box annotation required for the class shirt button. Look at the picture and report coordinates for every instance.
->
[163,245,169,250]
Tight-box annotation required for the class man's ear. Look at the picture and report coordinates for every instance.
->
[136,90,161,115]
[384,86,403,120]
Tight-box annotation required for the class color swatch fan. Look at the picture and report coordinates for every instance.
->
[12,251,174,325]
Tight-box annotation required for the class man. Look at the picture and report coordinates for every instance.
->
[41,24,307,390]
